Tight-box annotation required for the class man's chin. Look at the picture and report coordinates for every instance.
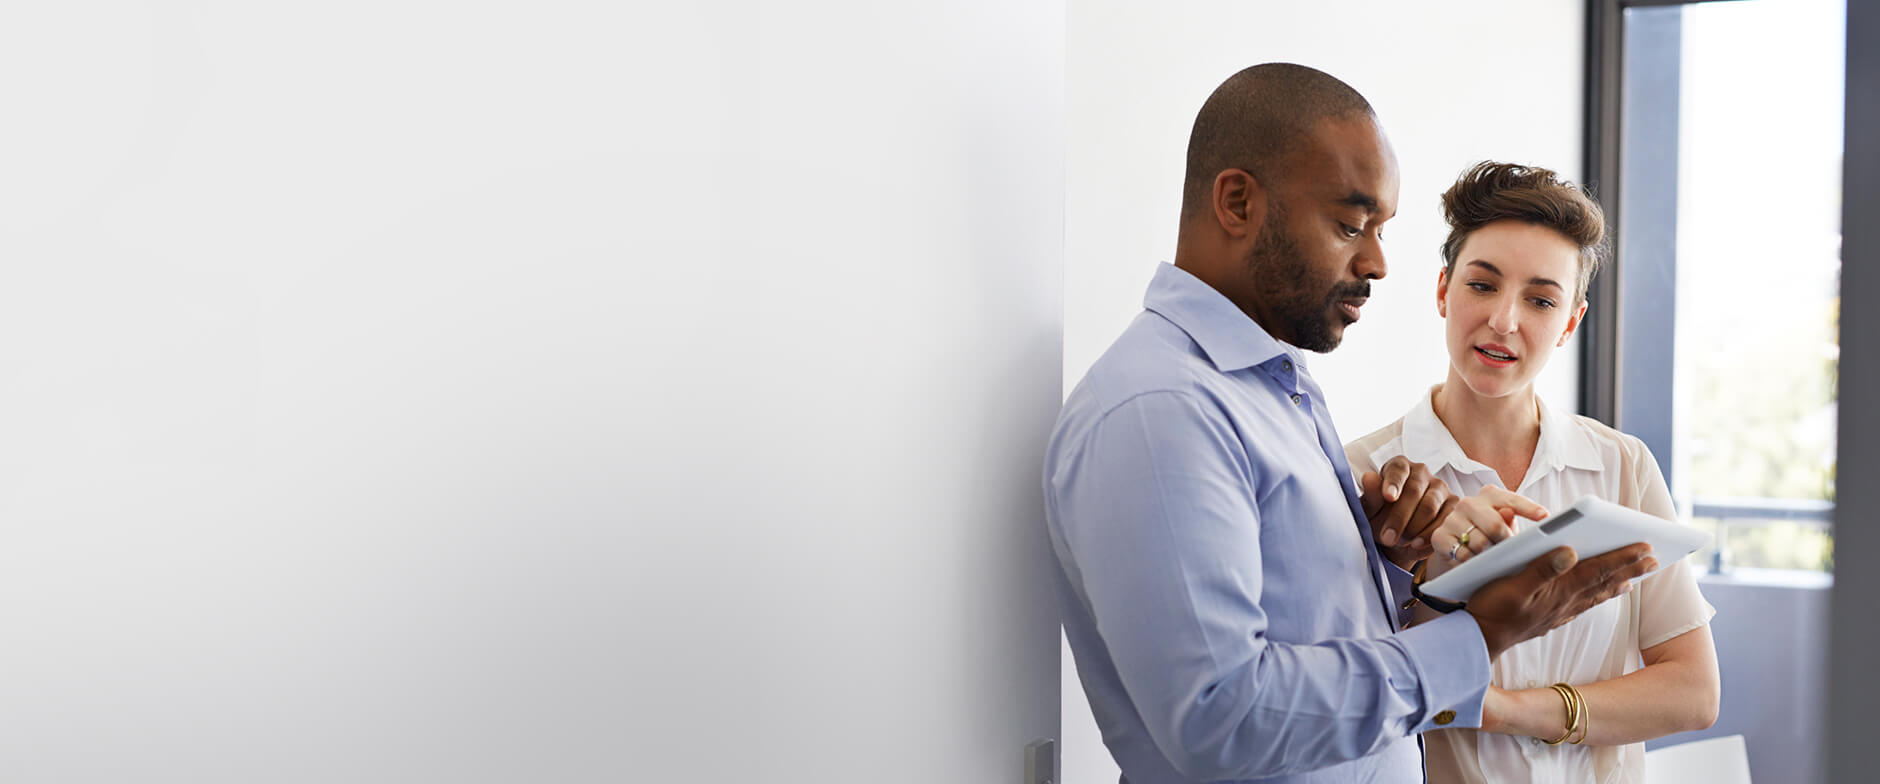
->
[1303,320,1347,353]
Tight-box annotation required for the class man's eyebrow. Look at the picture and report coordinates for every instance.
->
[1338,191,1380,213]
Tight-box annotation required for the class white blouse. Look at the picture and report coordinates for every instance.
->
[1345,389,1715,784]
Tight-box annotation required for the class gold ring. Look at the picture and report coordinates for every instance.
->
[1458,527,1473,549]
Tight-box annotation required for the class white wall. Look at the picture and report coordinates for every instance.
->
[1061,2,1586,781]
[0,3,1063,783]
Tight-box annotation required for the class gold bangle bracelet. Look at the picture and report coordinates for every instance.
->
[1542,684,1579,745]
[1567,683,1590,745]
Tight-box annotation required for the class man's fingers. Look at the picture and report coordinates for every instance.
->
[1376,488,1421,549]
[1569,542,1655,580]
[1378,502,1407,546]
[1404,493,1454,544]
[1561,575,1641,627]
[1359,471,1385,516]
[1599,549,1659,581]
[1556,544,1656,604]
[1380,458,1411,503]
[1537,546,1578,579]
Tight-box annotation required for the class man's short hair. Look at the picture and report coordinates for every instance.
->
[1180,63,1376,221]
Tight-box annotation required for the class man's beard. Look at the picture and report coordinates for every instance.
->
[1246,207,1370,353]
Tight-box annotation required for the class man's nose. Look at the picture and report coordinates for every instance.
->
[1354,235,1386,281]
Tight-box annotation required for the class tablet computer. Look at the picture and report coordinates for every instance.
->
[1419,496,1711,603]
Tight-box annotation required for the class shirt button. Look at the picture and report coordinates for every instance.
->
[1433,710,1456,726]
[1281,360,1293,373]
[1290,393,1303,406]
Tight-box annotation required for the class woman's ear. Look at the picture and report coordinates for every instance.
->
[1558,299,1589,346]
[1436,268,1450,318]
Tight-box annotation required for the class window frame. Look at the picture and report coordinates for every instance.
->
[1582,0,1837,541]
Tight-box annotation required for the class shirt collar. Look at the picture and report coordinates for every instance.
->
[1389,386,1494,477]
[1535,394,1605,473]
[1381,386,1604,481]
[1143,263,1297,373]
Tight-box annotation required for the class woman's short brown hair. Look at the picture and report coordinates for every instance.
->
[1440,161,1608,304]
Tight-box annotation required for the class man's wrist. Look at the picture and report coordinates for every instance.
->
[1411,564,1468,614]
[1467,611,1509,661]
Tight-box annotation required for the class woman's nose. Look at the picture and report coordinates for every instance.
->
[1489,298,1520,333]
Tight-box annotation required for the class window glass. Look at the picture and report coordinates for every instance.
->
[1671,0,1843,575]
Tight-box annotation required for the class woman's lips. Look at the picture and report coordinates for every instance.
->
[1474,345,1517,368]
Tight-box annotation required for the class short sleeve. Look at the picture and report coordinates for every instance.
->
[1627,439,1717,649]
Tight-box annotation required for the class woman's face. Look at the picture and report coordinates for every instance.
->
[1438,220,1588,400]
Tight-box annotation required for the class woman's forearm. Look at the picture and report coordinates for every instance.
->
[1482,658,1719,745]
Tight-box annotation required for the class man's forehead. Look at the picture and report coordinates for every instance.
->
[1299,117,1399,215]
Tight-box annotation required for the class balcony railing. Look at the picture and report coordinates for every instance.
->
[1688,496,1834,575]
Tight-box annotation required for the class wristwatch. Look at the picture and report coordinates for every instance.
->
[1411,562,1468,614]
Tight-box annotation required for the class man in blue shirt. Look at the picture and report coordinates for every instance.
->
[1043,63,1657,783]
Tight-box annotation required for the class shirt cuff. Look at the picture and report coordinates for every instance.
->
[1397,611,1490,732]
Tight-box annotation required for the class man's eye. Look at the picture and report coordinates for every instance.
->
[1340,224,1361,238]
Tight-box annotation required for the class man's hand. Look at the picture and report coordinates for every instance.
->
[1467,544,1659,659]
[1358,457,1455,569]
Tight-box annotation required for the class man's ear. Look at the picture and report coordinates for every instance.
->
[1559,299,1589,346]
[1436,268,1450,318]
[1212,169,1266,241]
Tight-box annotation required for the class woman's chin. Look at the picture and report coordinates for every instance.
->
[1454,367,1529,400]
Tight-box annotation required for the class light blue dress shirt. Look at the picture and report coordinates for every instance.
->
[1044,264,1491,784]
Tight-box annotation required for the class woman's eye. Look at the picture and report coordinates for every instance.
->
[1467,281,1493,292]
[1531,298,1558,310]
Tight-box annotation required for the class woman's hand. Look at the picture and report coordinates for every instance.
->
[1424,486,1548,579]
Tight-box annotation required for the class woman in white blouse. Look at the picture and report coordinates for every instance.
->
[1346,161,1720,784]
